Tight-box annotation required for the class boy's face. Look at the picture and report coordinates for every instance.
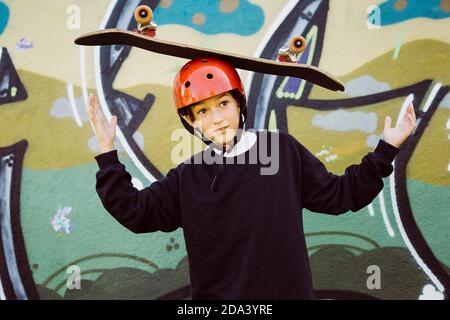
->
[188,92,241,146]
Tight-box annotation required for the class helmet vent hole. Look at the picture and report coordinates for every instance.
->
[201,59,208,63]
[185,81,191,88]
[206,73,213,79]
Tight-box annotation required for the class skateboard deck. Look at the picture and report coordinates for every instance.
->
[74,29,345,92]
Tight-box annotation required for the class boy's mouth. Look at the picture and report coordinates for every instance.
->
[215,126,228,133]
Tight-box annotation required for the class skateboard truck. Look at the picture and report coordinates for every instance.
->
[133,5,158,38]
[277,36,307,63]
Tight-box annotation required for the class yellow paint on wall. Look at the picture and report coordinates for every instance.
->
[2,0,111,88]
[310,40,450,100]
[1,0,290,89]
[0,70,99,170]
[321,0,450,77]
[286,98,407,174]
[408,107,450,186]
[286,98,450,186]
[114,0,291,89]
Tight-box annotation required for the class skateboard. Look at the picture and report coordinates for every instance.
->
[74,5,344,92]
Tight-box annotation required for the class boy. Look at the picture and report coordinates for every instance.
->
[89,57,416,299]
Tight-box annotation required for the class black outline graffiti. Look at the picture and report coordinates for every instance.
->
[0,47,28,105]
[0,140,39,300]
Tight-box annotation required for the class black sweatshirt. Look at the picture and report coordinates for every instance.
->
[94,130,400,299]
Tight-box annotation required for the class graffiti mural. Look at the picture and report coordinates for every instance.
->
[0,0,449,300]
[0,47,28,105]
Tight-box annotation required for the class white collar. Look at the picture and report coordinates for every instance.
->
[208,130,257,157]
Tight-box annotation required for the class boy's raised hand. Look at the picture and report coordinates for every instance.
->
[382,102,416,148]
[87,93,118,153]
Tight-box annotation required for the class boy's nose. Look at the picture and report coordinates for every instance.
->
[212,108,224,124]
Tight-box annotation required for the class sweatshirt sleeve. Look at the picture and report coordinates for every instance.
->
[94,150,182,233]
[292,136,400,215]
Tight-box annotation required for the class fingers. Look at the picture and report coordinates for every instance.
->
[406,103,416,126]
[410,103,416,120]
[88,93,106,124]
[88,93,99,121]
[384,115,392,129]
[408,112,416,127]
[88,93,100,110]
[111,115,118,126]
[87,93,94,117]
[398,103,414,126]
[88,93,118,129]
[407,103,416,116]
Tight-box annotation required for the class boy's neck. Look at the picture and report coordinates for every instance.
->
[223,129,246,154]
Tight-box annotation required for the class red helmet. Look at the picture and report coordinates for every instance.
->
[173,57,245,112]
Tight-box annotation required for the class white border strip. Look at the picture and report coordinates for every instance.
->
[378,190,395,238]
[422,83,442,113]
[66,83,83,127]
[367,203,375,217]
[0,275,5,300]
[79,46,96,134]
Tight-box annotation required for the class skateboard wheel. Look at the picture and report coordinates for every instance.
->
[134,5,153,25]
[289,36,306,54]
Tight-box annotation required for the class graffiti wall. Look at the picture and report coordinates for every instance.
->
[0,0,449,300]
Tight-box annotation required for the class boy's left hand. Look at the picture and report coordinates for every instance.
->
[382,103,416,148]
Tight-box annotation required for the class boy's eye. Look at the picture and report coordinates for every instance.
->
[220,100,229,106]
[197,108,207,115]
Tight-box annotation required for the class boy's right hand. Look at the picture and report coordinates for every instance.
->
[87,93,118,153]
